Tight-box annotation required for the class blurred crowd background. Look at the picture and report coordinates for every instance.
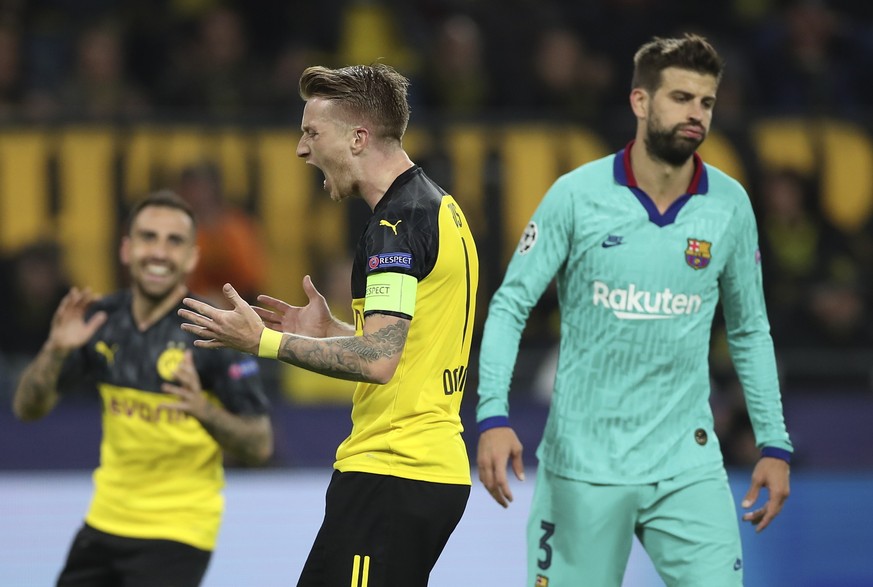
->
[1,0,873,471]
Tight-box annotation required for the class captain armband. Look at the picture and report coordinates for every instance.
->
[364,272,418,317]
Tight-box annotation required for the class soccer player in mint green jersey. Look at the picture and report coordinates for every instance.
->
[476,34,792,587]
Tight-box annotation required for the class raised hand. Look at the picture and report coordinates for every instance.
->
[161,350,210,420]
[46,287,107,353]
[254,275,334,338]
[179,283,264,355]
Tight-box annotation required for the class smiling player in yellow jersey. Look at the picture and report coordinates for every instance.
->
[13,191,272,587]
[179,63,479,587]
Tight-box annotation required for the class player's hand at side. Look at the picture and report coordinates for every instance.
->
[46,287,107,353]
[161,351,211,420]
[179,283,263,355]
[254,275,333,338]
[741,457,790,532]
[477,427,525,508]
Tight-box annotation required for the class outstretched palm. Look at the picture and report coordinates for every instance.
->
[48,287,107,352]
[254,275,334,338]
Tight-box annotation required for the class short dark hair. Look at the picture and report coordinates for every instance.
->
[298,63,410,142]
[632,33,724,93]
[126,190,197,234]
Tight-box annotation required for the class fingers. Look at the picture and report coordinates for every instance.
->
[252,305,280,325]
[511,450,526,482]
[182,297,216,318]
[478,461,510,508]
[256,295,292,313]
[742,505,772,532]
[191,338,226,349]
[172,351,198,387]
[161,383,186,398]
[742,507,764,524]
[747,486,788,533]
[478,456,512,508]
[222,283,243,307]
[178,308,214,329]
[302,275,326,302]
[495,472,514,507]
[741,481,761,510]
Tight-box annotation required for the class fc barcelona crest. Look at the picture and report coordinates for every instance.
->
[685,238,712,270]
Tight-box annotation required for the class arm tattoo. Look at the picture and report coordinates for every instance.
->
[196,407,273,466]
[13,348,68,420]
[277,320,409,381]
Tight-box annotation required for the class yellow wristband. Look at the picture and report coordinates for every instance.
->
[258,328,283,359]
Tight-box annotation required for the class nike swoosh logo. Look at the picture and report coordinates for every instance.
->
[602,241,624,248]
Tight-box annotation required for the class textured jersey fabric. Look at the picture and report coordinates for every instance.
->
[337,165,479,485]
[477,146,792,484]
[59,290,269,550]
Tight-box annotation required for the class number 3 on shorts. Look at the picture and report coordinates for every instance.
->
[537,520,556,570]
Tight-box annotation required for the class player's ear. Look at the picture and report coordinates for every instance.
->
[350,127,369,155]
[630,87,648,119]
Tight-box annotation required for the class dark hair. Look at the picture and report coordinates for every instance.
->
[126,190,197,234]
[632,33,724,93]
[298,63,410,142]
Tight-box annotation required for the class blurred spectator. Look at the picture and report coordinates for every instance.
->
[0,240,71,358]
[418,14,491,118]
[523,26,614,122]
[755,167,873,387]
[259,42,313,122]
[57,22,150,121]
[176,162,267,307]
[0,25,23,121]
[751,0,872,116]
[159,6,267,119]
[755,168,856,343]
[804,274,873,350]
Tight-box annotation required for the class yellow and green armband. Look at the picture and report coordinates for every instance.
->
[364,272,418,317]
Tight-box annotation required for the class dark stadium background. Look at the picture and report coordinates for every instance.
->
[1,1,871,585]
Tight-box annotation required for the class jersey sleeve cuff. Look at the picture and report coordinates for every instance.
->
[761,446,792,464]
[478,415,510,434]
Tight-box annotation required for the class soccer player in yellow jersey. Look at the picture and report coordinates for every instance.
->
[13,191,272,587]
[179,63,479,587]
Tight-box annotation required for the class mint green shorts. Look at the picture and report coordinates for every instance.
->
[527,462,743,587]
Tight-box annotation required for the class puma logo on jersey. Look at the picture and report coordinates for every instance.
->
[379,219,402,235]
[95,341,118,365]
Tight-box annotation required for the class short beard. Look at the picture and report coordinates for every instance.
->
[645,125,702,167]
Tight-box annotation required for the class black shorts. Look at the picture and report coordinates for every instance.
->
[56,524,212,587]
[297,471,470,587]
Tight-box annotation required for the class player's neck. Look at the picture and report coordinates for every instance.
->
[360,150,415,211]
[130,284,187,331]
[629,140,695,213]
